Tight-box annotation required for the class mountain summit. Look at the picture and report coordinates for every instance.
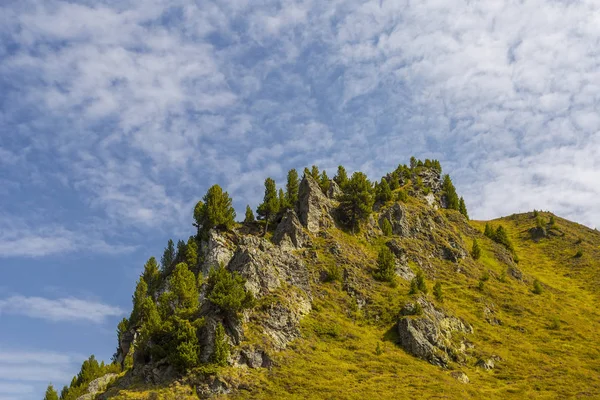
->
[49,160,600,400]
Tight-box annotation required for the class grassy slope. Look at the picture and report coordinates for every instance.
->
[107,209,600,399]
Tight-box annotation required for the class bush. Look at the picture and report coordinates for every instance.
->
[533,279,543,295]
[433,282,443,302]
[409,270,427,295]
[478,280,485,291]
[212,323,230,366]
[381,219,393,236]
[323,264,342,283]
[375,342,383,356]
[207,264,255,315]
[396,190,408,203]
[575,249,583,258]
[373,247,396,282]
[471,239,481,260]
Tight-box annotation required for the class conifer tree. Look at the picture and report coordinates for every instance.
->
[244,205,255,223]
[381,218,393,236]
[285,169,299,206]
[319,170,331,194]
[44,384,59,400]
[433,282,443,302]
[375,178,392,203]
[334,165,349,190]
[161,239,175,273]
[168,316,200,371]
[374,247,395,282]
[186,237,198,268]
[278,188,287,211]
[310,165,320,181]
[410,156,418,169]
[130,278,149,325]
[212,322,230,366]
[339,172,374,232]
[442,174,459,210]
[142,257,161,296]
[169,262,199,314]
[484,223,494,239]
[494,225,514,252]
[176,240,187,262]
[396,189,408,203]
[471,238,481,260]
[257,178,279,233]
[207,264,254,316]
[409,270,427,294]
[193,200,204,237]
[389,172,399,190]
[196,185,236,238]
[459,197,469,219]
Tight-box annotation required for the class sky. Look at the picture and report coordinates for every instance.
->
[1,0,599,398]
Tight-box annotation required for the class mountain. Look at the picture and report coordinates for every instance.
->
[49,161,600,400]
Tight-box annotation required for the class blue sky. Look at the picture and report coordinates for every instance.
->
[1,0,600,398]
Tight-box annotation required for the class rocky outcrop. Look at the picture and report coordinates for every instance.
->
[297,175,333,233]
[272,209,311,250]
[379,203,410,237]
[76,373,118,400]
[200,230,234,275]
[397,298,472,368]
[476,358,495,370]
[327,180,342,199]
[450,371,470,384]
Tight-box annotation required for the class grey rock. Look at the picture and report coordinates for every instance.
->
[476,358,495,370]
[327,180,342,199]
[116,328,137,367]
[75,373,118,400]
[272,209,311,250]
[196,376,232,399]
[397,298,472,368]
[450,371,470,384]
[297,174,333,233]
[379,203,410,237]
[238,347,272,369]
[200,229,234,275]
[395,260,415,281]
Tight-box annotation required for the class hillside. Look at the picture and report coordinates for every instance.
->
[49,161,600,400]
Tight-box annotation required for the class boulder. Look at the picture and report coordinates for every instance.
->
[476,358,495,370]
[200,230,234,275]
[327,180,342,199]
[297,174,333,233]
[450,371,470,384]
[397,298,472,368]
[272,209,311,250]
[379,203,410,237]
[75,373,118,400]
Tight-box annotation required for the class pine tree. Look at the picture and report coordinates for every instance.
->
[186,237,198,268]
[409,270,427,294]
[549,215,556,227]
[389,172,399,190]
[381,218,393,236]
[278,188,287,211]
[176,240,187,262]
[310,165,320,181]
[334,165,349,190]
[484,223,494,238]
[130,278,148,325]
[169,262,199,314]
[459,197,469,219]
[410,156,418,170]
[212,322,230,366]
[338,172,374,232]
[442,174,459,210]
[142,257,161,296]
[161,239,175,273]
[471,238,481,260]
[319,170,331,194]
[44,384,59,400]
[193,200,204,237]
[257,178,280,233]
[207,264,255,315]
[196,185,236,237]
[396,189,408,203]
[285,169,299,206]
[374,247,395,282]
[244,205,255,223]
[494,225,514,252]
[375,178,392,203]
[167,316,200,371]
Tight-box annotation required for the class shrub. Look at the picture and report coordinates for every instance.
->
[375,342,383,356]
[575,249,583,258]
[532,279,543,295]
[478,280,485,291]
[396,189,408,203]
[373,247,396,282]
[548,317,561,330]
[376,178,393,203]
[471,239,481,260]
[207,264,255,315]
[212,322,230,366]
[323,264,342,283]
[409,270,427,294]
[381,219,393,236]
[433,282,443,302]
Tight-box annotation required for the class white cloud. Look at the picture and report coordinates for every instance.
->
[0,296,124,323]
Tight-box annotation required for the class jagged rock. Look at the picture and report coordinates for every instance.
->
[200,230,234,275]
[297,174,333,233]
[272,209,311,250]
[260,300,307,350]
[76,373,118,400]
[508,265,523,281]
[196,376,232,399]
[395,260,415,281]
[397,298,472,368]
[529,226,547,240]
[327,180,342,199]
[228,236,311,298]
[379,203,410,237]
[238,347,272,368]
[476,358,495,370]
[424,192,438,209]
[483,305,502,326]
[418,169,443,194]
[116,328,137,367]
[439,238,467,262]
[450,371,470,384]
[343,267,369,310]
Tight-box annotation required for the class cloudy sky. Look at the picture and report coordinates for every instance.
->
[1,0,599,398]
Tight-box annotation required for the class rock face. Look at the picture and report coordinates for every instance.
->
[76,373,118,400]
[379,203,410,237]
[397,298,472,368]
[327,180,342,199]
[297,174,333,233]
[200,230,235,275]
[272,209,311,250]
